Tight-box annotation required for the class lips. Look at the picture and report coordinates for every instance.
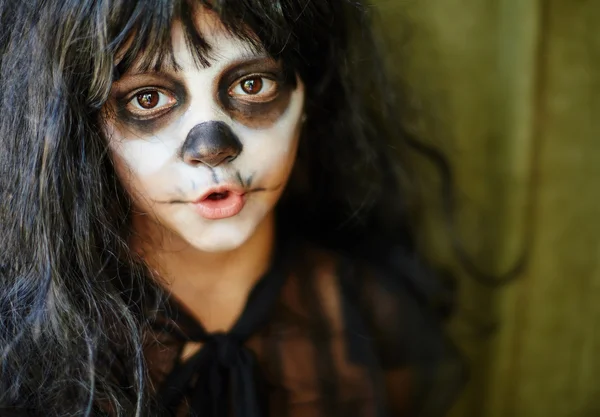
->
[191,186,246,220]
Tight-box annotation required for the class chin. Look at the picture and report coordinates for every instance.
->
[180,221,258,253]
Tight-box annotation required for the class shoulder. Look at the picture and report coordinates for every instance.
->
[284,239,453,346]
[315,240,466,414]
[278,239,466,415]
[290,238,454,326]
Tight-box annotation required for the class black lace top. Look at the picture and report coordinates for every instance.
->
[145,238,465,417]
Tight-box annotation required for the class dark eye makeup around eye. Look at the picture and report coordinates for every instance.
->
[109,57,296,132]
[227,73,280,100]
[111,74,187,125]
[126,88,178,117]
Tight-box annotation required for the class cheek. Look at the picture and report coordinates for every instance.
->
[111,139,171,176]
[106,127,179,200]
[234,86,305,175]
[236,120,302,178]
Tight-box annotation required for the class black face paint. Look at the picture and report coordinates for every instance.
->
[210,167,219,184]
[245,173,255,188]
[110,74,187,135]
[233,170,254,188]
[235,171,244,188]
[180,121,243,167]
[218,58,296,129]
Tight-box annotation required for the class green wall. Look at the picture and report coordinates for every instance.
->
[375,1,600,416]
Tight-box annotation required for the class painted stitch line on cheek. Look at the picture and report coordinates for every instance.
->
[245,173,255,188]
[234,171,254,188]
[235,171,244,187]
[189,178,200,192]
[210,167,219,184]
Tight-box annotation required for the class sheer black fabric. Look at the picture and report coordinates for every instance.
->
[145,238,465,417]
[0,238,464,417]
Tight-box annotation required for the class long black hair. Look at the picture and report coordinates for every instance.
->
[0,0,443,415]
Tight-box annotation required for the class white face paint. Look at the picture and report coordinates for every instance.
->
[103,10,305,252]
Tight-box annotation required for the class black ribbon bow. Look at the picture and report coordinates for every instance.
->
[159,331,261,417]
[157,241,289,417]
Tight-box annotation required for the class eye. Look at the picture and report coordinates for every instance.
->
[136,91,160,109]
[126,89,177,117]
[229,76,278,102]
[241,78,263,94]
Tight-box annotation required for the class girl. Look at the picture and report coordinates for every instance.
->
[0,0,464,416]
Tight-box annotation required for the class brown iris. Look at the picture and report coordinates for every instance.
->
[136,91,159,109]
[241,78,263,95]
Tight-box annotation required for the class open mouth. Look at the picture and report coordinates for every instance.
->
[192,188,246,220]
[206,191,230,201]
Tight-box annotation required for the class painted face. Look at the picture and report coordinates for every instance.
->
[103,10,305,253]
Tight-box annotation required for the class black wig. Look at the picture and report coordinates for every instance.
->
[0,0,440,415]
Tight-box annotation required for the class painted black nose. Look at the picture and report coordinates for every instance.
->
[180,121,243,167]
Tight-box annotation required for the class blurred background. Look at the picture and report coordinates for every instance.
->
[372,1,600,416]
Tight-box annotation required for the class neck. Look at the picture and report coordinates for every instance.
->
[133,212,276,331]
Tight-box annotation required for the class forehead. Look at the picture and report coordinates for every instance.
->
[115,6,265,78]
[171,14,263,70]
